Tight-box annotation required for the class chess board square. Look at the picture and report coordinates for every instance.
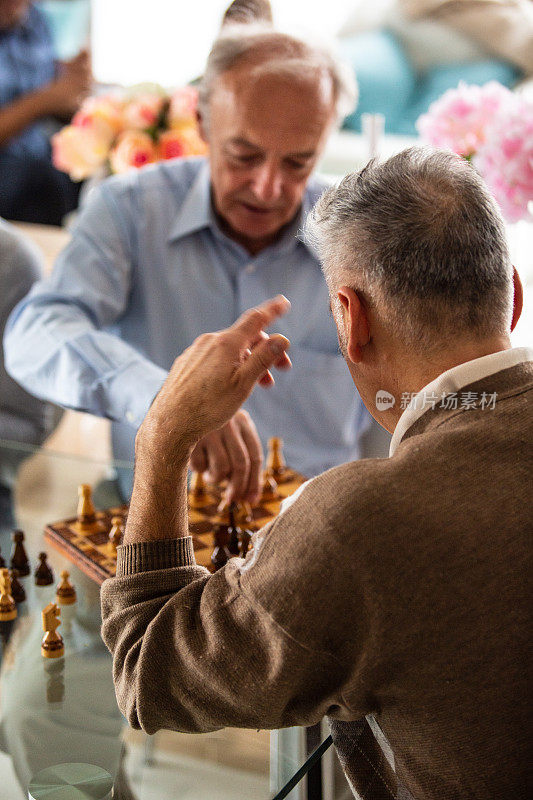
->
[86,530,110,546]
[191,535,209,551]
[193,502,220,516]
[189,520,213,535]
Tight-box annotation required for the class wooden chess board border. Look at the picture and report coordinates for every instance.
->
[44,469,306,587]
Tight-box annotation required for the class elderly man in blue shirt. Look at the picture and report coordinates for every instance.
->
[4,4,378,501]
[0,0,90,225]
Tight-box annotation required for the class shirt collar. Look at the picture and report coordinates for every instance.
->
[168,160,318,260]
[167,161,213,242]
[389,346,533,456]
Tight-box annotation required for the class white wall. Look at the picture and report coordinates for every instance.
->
[91,0,354,87]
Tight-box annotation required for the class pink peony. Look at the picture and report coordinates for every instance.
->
[474,97,533,223]
[417,82,515,157]
[168,86,199,128]
[52,125,110,180]
[157,126,207,160]
[109,131,157,174]
[122,94,166,131]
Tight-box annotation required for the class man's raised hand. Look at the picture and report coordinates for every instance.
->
[138,296,291,489]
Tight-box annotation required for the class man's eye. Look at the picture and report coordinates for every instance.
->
[232,154,259,164]
[286,159,308,171]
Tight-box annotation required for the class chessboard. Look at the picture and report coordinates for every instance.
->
[44,439,306,586]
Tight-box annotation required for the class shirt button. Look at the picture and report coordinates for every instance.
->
[245,263,255,274]
[125,411,135,424]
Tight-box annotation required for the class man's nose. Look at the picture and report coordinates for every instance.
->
[251,164,283,204]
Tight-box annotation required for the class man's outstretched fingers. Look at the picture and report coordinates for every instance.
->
[238,333,290,391]
[231,296,290,343]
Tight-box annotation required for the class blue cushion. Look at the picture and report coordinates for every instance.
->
[340,30,417,133]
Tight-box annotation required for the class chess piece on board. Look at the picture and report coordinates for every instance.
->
[56,571,76,605]
[0,568,17,621]
[190,471,209,507]
[10,529,30,576]
[10,569,25,603]
[108,517,124,554]
[35,552,54,586]
[41,602,64,658]
[261,473,278,501]
[239,529,252,559]
[266,437,285,479]
[211,526,231,571]
[74,484,104,533]
[227,505,242,556]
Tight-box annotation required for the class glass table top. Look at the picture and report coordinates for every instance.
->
[0,438,330,800]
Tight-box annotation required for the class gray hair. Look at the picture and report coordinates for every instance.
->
[305,146,513,353]
[198,23,357,130]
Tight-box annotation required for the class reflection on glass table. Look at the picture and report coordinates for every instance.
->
[0,439,333,800]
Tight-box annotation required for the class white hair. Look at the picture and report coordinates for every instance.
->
[198,23,357,130]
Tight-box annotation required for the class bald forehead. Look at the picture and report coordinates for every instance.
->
[214,59,336,113]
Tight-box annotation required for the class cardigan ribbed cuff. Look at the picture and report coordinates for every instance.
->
[116,536,195,576]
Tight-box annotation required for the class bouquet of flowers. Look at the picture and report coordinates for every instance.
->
[52,85,207,180]
[417,82,533,223]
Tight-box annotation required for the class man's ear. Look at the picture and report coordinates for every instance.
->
[511,267,523,332]
[196,110,208,144]
[337,286,370,363]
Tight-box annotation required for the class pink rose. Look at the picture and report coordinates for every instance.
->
[157,127,207,161]
[417,82,515,157]
[168,86,199,128]
[109,131,157,174]
[123,94,165,131]
[72,95,124,143]
[52,125,110,180]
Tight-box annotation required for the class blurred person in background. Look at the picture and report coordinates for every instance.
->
[0,217,58,544]
[0,0,91,225]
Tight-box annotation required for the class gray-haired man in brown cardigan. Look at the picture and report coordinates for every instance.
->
[101,147,531,800]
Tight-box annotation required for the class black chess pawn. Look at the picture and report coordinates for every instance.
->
[10,569,25,603]
[10,530,30,576]
[227,504,241,556]
[35,552,54,586]
[211,526,231,571]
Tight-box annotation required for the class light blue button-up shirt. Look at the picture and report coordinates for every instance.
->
[5,157,371,477]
